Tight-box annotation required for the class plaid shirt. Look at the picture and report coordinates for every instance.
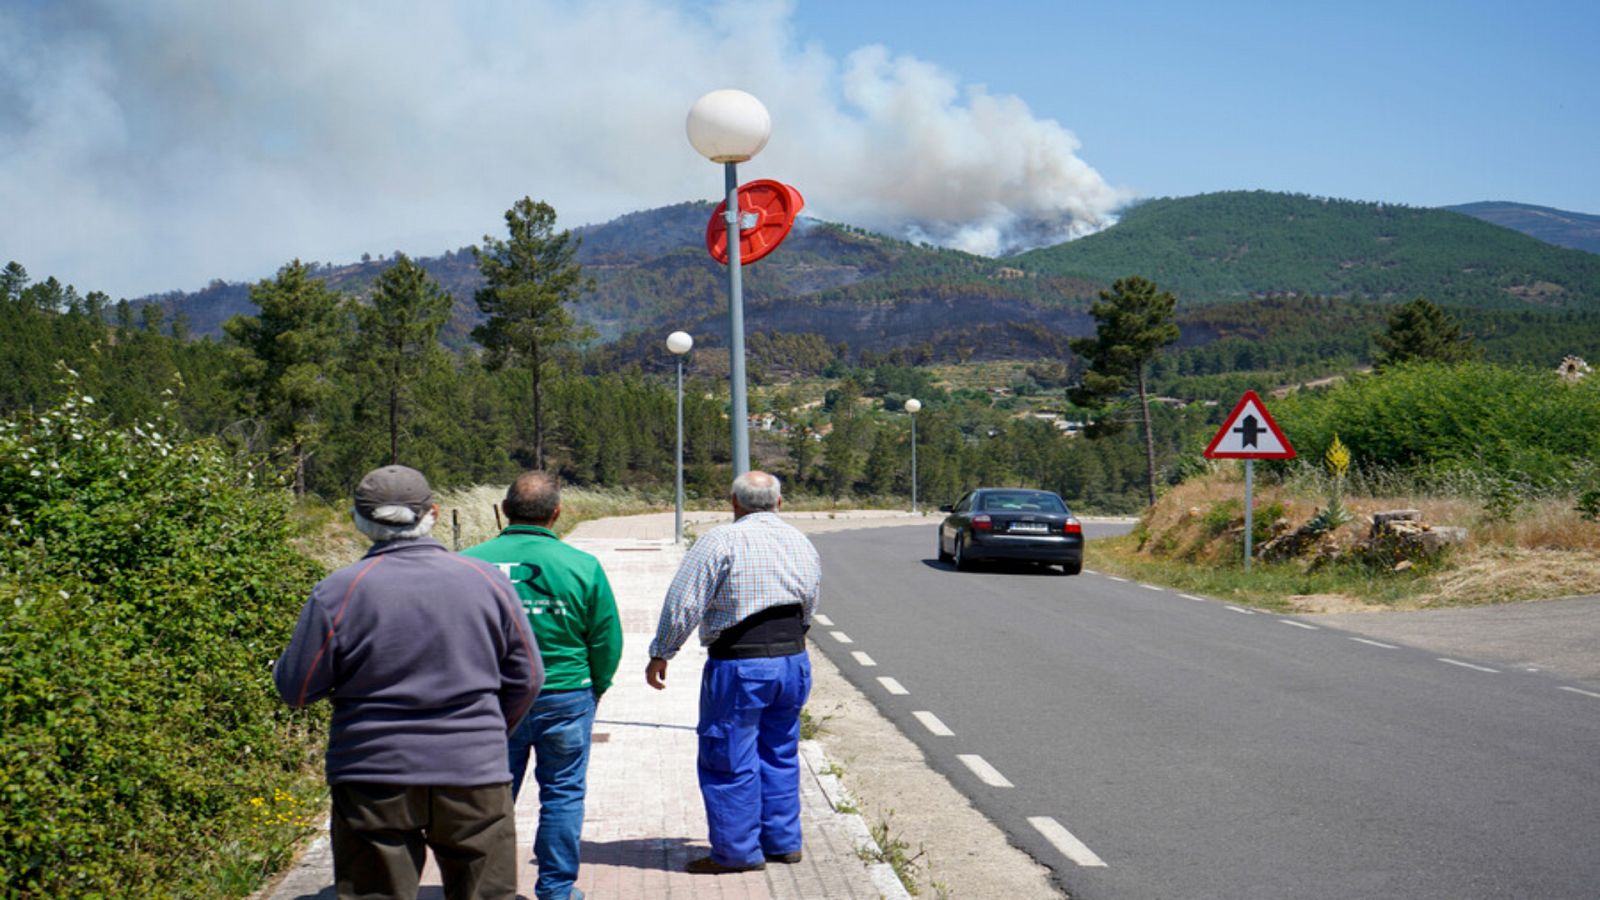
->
[648,511,821,660]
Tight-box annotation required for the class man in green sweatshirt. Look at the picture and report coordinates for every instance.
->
[462,471,622,900]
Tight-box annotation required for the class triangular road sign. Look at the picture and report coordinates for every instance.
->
[1204,390,1296,459]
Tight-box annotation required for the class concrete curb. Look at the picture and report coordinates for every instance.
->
[799,740,914,900]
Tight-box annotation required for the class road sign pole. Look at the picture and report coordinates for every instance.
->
[1243,459,1254,570]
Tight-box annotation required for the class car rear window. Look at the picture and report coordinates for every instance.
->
[980,493,1067,513]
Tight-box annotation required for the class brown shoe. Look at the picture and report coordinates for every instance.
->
[686,856,766,874]
[765,850,803,864]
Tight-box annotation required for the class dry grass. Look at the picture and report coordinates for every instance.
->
[1120,466,1600,610]
[292,484,675,571]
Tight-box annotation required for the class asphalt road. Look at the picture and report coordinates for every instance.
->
[809,523,1600,900]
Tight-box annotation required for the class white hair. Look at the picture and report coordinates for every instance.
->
[353,507,437,542]
[732,471,782,512]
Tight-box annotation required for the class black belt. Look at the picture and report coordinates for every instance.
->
[708,638,806,660]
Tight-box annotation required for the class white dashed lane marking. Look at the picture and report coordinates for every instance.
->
[851,651,877,667]
[1028,816,1108,868]
[1180,594,1206,602]
[1106,576,1128,583]
[813,614,834,627]
[1438,658,1499,673]
[1278,619,1320,630]
[912,711,954,736]
[1350,637,1399,649]
[829,631,853,644]
[1139,583,1164,591]
[877,677,910,695]
[957,754,1014,787]
[1226,606,1257,615]
[1558,686,1600,699]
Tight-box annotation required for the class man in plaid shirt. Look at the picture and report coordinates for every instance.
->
[646,470,821,874]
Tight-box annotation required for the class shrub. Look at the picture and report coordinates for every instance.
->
[1274,361,1600,493]
[0,387,326,896]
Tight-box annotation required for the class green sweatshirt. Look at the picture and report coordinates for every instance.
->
[461,525,622,696]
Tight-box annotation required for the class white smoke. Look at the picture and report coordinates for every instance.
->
[0,0,1126,298]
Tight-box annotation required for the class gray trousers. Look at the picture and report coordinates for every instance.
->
[330,782,518,900]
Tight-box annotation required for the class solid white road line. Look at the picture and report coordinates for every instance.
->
[1349,637,1399,649]
[1278,619,1320,630]
[1028,816,1108,868]
[877,677,910,695]
[1226,606,1257,615]
[957,754,1014,787]
[830,631,854,644]
[913,711,955,736]
[813,614,834,627]
[1180,594,1206,602]
[1438,657,1499,673]
[1558,686,1600,699]
[1139,583,1165,591]
[851,651,877,667]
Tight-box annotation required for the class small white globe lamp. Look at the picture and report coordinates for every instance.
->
[905,399,922,513]
[667,331,694,543]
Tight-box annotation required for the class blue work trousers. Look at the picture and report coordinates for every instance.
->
[508,688,597,900]
[697,652,812,868]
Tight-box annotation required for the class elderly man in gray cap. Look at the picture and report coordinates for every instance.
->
[275,465,544,900]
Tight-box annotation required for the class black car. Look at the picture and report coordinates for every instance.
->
[937,488,1084,574]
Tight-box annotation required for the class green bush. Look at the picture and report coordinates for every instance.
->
[0,387,326,897]
[1274,362,1600,493]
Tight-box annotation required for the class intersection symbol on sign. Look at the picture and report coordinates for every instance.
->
[1204,390,1296,459]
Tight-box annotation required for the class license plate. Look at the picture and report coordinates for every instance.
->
[1009,522,1049,533]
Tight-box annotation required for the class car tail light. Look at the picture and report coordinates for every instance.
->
[1062,517,1082,535]
[972,514,993,531]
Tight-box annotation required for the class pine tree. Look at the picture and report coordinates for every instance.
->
[473,198,594,469]
[350,254,452,465]
[1373,297,1479,369]
[223,260,345,496]
[1069,275,1181,507]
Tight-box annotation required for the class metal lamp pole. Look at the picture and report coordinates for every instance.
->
[723,162,749,475]
[905,398,921,513]
[687,89,771,477]
[667,331,694,543]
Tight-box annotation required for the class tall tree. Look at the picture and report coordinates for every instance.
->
[350,254,453,464]
[473,198,594,468]
[1069,275,1180,507]
[1,262,29,303]
[1373,297,1479,369]
[224,260,345,496]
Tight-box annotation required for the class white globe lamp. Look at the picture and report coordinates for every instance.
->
[686,90,772,163]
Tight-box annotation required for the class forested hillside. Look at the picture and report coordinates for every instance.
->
[1010,191,1600,308]
[131,191,1600,376]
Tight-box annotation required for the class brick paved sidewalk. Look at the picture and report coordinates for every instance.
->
[260,514,903,900]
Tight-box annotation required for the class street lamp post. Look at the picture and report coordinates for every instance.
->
[686,89,771,476]
[667,330,694,544]
[904,398,922,513]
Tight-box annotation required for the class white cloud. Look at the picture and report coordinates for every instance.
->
[0,0,1125,298]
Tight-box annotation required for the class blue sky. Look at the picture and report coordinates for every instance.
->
[792,0,1599,210]
[1,0,1595,299]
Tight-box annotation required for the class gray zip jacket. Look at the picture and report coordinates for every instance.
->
[275,537,543,785]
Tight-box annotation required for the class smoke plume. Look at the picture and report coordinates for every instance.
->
[0,0,1127,297]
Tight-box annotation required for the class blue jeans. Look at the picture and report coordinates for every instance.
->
[509,688,597,900]
[697,652,812,868]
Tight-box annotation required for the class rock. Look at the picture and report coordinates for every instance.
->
[1393,559,1414,572]
[1370,509,1421,536]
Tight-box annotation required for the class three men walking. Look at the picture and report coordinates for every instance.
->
[277,466,819,896]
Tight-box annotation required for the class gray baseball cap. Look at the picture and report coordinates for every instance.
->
[354,465,434,525]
